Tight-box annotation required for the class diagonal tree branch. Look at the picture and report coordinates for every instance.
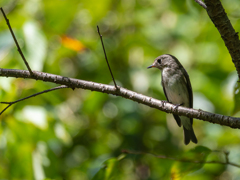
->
[0,68,240,128]
[204,0,240,79]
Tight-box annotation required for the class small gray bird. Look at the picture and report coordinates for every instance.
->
[147,54,197,145]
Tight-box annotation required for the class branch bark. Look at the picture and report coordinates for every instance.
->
[205,0,240,79]
[1,68,240,128]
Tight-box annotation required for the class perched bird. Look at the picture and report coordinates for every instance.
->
[147,54,197,145]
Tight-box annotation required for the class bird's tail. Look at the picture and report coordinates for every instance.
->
[183,126,198,145]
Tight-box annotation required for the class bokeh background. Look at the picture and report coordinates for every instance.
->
[1,0,240,179]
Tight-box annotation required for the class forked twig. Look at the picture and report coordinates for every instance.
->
[0,7,34,76]
[97,25,118,89]
[0,85,69,115]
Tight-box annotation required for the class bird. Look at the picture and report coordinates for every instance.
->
[147,54,197,145]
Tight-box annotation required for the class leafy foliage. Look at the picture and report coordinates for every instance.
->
[0,0,240,179]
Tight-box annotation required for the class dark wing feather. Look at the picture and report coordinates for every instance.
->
[181,67,193,125]
[161,72,182,127]
[173,114,182,127]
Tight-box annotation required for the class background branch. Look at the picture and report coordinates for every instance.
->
[0,68,239,128]
[122,150,240,168]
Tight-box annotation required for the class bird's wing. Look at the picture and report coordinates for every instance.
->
[161,75,182,127]
[182,67,193,125]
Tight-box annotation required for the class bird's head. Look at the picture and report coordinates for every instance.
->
[147,54,180,70]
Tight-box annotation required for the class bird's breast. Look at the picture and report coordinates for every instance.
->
[162,69,189,107]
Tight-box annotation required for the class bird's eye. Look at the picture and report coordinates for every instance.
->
[157,59,161,64]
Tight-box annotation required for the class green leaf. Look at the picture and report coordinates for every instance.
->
[92,154,126,180]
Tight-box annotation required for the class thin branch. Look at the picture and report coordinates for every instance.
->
[0,104,12,116]
[194,0,207,9]
[0,7,34,77]
[204,0,240,79]
[0,85,69,115]
[0,68,240,129]
[122,150,240,168]
[97,25,118,89]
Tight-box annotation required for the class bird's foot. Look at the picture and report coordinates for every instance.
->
[161,100,168,106]
[174,103,183,111]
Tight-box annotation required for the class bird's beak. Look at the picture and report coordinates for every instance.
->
[147,65,155,69]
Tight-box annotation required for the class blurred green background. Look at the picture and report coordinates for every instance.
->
[0,0,240,179]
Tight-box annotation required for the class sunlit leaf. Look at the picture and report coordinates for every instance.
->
[61,35,86,52]
[171,146,211,179]
[23,21,47,71]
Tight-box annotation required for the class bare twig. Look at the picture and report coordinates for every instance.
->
[0,85,69,115]
[194,0,207,9]
[122,150,240,168]
[97,25,118,89]
[1,68,240,129]
[0,7,34,77]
